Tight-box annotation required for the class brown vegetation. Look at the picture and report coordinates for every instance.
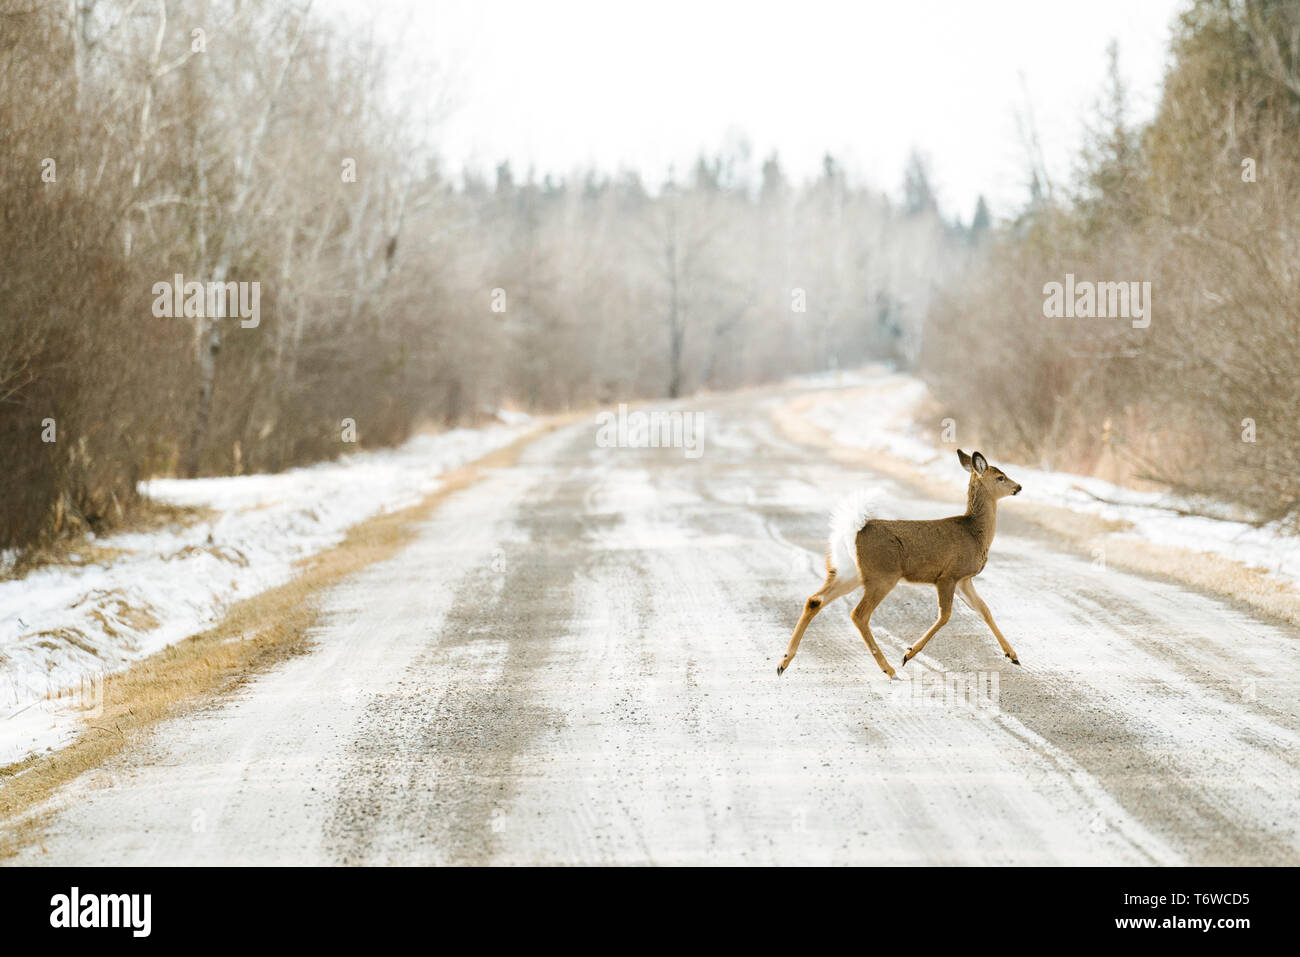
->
[923,1,1300,525]
[0,0,968,554]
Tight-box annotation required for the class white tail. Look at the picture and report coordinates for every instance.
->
[827,487,882,580]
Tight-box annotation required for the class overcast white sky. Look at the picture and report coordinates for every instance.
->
[325,0,1186,221]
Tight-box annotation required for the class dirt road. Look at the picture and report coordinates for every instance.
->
[11,388,1300,864]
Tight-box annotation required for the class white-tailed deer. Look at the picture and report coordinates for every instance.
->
[777,449,1022,678]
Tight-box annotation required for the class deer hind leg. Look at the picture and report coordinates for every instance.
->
[901,577,956,667]
[778,570,860,675]
[958,577,1019,665]
[850,577,899,679]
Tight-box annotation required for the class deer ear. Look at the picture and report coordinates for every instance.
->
[957,449,973,472]
[971,451,988,475]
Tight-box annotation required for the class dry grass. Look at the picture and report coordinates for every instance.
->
[774,393,1300,628]
[1,499,215,583]
[0,422,553,859]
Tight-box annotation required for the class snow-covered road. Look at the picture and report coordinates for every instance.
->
[9,387,1300,864]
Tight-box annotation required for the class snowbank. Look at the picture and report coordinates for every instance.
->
[0,417,530,765]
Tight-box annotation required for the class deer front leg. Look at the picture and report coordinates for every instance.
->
[901,578,956,667]
[958,577,1019,665]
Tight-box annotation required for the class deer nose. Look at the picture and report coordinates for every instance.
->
[1013,485,1022,495]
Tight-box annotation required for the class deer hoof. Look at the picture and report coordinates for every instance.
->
[777,664,786,676]
[1007,654,1020,665]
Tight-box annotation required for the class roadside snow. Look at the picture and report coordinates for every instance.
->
[0,416,530,765]
[799,368,1300,592]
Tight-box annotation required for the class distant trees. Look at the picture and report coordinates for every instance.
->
[969,196,991,242]
[902,150,939,218]
[462,150,957,408]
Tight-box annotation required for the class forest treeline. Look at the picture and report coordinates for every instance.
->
[6,0,1295,556]
[0,0,970,552]
[925,0,1300,524]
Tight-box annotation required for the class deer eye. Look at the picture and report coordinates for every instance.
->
[997,476,1005,482]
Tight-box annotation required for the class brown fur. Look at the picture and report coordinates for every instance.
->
[778,449,1023,678]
